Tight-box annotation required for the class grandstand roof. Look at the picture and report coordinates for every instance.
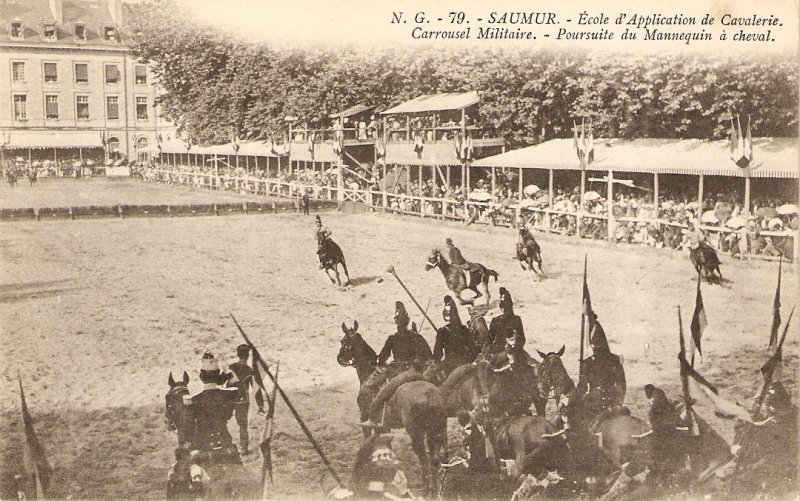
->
[381,91,480,115]
[472,137,799,179]
[330,104,373,119]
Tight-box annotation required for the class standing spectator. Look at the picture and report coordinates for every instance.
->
[301,190,310,215]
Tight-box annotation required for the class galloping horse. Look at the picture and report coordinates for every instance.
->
[165,371,193,448]
[319,236,351,286]
[337,322,447,494]
[690,244,723,284]
[516,239,544,276]
[425,249,498,305]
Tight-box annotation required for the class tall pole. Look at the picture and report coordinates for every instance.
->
[607,169,615,242]
[386,265,438,332]
[654,173,660,218]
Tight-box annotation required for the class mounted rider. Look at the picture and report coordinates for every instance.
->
[434,295,480,376]
[446,238,481,275]
[484,328,536,419]
[315,215,332,269]
[359,302,433,429]
[577,313,626,419]
[183,352,241,464]
[639,384,687,490]
[518,222,537,248]
[484,287,527,356]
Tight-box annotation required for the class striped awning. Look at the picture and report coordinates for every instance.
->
[472,137,799,179]
[330,104,373,119]
[381,91,480,115]
[4,130,103,149]
[141,140,279,157]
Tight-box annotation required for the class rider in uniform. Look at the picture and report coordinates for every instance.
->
[689,219,706,251]
[484,288,527,356]
[640,384,686,491]
[359,302,433,429]
[446,238,480,274]
[485,328,535,419]
[518,223,537,248]
[183,352,241,463]
[577,313,626,419]
[315,215,332,269]
[226,344,263,455]
[434,295,479,377]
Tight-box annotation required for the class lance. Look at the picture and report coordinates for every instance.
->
[755,306,794,413]
[230,314,343,486]
[386,265,439,332]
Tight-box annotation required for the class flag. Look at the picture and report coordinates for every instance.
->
[462,134,474,161]
[768,259,782,352]
[453,132,462,160]
[573,120,581,163]
[413,133,424,159]
[260,362,280,493]
[679,355,754,423]
[581,255,593,318]
[307,133,315,159]
[690,278,707,358]
[576,119,587,166]
[761,307,794,384]
[586,121,594,165]
[19,375,51,499]
[376,135,386,159]
[729,115,740,163]
[743,115,754,164]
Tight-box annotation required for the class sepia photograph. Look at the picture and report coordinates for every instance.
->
[0,0,798,499]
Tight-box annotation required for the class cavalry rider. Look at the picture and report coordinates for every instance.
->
[446,238,481,274]
[577,313,626,419]
[359,302,433,429]
[484,328,536,419]
[225,344,264,455]
[518,222,537,248]
[183,352,241,463]
[315,215,332,269]
[689,218,707,251]
[636,384,687,491]
[434,295,479,376]
[484,287,526,356]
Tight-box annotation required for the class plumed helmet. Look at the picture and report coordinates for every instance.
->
[199,352,226,385]
[394,301,410,326]
[445,238,453,245]
[499,287,513,312]
[442,295,461,324]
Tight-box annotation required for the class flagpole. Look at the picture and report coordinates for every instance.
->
[579,255,587,384]
[230,314,343,486]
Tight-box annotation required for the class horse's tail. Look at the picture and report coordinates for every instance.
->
[487,269,499,282]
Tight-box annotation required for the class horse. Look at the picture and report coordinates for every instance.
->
[690,244,723,284]
[516,239,544,277]
[6,171,17,188]
[165,371,193,448]
[336,323,447,495]
[425,249,498,305]
[163,372,258,500]
[319,236,352,286]
[28,170,37,186]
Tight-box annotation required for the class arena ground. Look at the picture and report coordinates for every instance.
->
[0,181,797,499]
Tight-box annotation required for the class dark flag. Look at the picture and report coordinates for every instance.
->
[768,258,782,353]
[679,351,753,423]
[761,307,794,390]
[260,362,280,494]
[729,114,739,163]
[581,255,593,319]
[690,278,707,358]
[586,121,595,165]
[19,375,51,499]
[413,133,424,159]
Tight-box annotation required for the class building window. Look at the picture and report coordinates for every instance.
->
[76,95,89,120]
[11,22,22,39]
[136,96,148,120]
[43,62,58,82]
[134,65,147,85]
[105,64,120,84]
[12,61,25,81]
[75,24,85,41]
[13,95,27,120]
[43,23,56,40]
[106,96,120,120]
[136,136,149,150]
[104,26,116,41]
[45,95,59,120]
[75,63,88,83]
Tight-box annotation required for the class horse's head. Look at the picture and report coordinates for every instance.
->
[165,371,190,432]
[337,321,360,367]
[421,360,445,386]
[536,345,573,404]
[425,249,442,271]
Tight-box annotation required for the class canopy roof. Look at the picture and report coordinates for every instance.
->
[5,130,103,149]
[381,91,480,115]
[330,104,373,119]
[141,139,279,157]
[473,137,799,179]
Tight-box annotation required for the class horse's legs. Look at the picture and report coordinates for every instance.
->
[340,261,352,285]
[324,268,336,284]
[333,266,342,286]
[533,396,547,418]
[410,432,431,494]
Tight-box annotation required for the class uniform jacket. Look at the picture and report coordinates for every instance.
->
[378,329,433,366]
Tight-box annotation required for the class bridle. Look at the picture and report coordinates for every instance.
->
[165,385,189,431]
[538,353,571,402]
[337,335,357,367]
[426,251,440,269]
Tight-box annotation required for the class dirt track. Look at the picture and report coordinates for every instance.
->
[0,207,797,499]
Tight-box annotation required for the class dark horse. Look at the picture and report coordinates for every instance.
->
[337,321,447,494]
[28,169,37,186]
[516,239,544,277]
[690,243,722,283]
[163,372,258,500]
[319,236,351,286]
[425,249,498,305]
[165,371,193,448]
[6,171,17,188]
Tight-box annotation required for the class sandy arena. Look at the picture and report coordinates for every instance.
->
[0,182,797,499]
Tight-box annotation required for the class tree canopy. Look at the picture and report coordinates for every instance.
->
[129,0,798,147]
